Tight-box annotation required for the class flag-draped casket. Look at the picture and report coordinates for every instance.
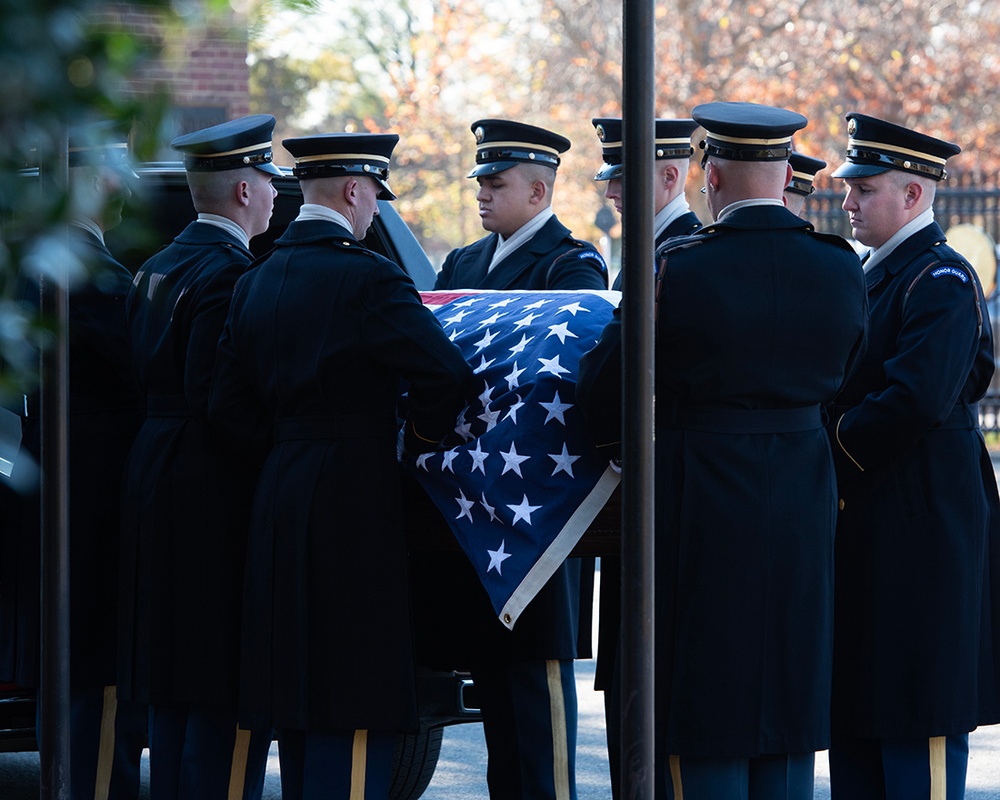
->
[406,290,621,629]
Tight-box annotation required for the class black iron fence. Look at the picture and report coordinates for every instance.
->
[808,169,1000,432]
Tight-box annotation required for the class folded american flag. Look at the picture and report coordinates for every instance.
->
[408,290,621,630]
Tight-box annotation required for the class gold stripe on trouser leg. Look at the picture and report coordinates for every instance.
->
[350,729,369,800]
[669,755,684,800]
[545,659,571,800]
[227,726,252,800]
[94,685,118,800]
[929,736,947,800]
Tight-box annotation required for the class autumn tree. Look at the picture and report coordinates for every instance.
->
[250,0,1000,261]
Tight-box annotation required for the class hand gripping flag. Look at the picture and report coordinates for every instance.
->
[408,289,621,630]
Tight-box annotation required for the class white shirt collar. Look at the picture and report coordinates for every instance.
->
[296,203,355,237]
[71,217,104,244]
[489,207,554,271]
[862,207,936,273]
[654,194,692,240]
[716,197,784,222]
[196,213,251,250]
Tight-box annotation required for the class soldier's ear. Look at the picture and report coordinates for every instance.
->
[529,178,548,205]
[903,180,924,209]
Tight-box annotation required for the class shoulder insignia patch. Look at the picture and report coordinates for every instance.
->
[930,266,969,282]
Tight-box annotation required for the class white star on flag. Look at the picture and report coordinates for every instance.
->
[477,311,504,328]
[454,489,475,522]
[504,395,525,424]
[474,328,499,351]
[500,442,531,477]
[473,354,496,373]
[546,321,578,344]
[539,390,573,425]
[510,334,533,355]
[558,301,590,316]
[548,442,581,477]
[468,438,489,474]
[505,361,526,390]
[481,493,501,523]
[537,354,570,377]
[487,539,512,575]
[508,494,542,525]
[513,312,542,329]
[444,308,472,324]
[441,449,459,473]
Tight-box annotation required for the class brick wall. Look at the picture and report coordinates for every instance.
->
[95,3,250,142]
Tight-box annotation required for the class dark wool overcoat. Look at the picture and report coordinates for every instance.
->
[119,221,259,707]
[831,221,1000,739]
[0,226,140,689]
[208,219,472,733]
[578,204,868,759]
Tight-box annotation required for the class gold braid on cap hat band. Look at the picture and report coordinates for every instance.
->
[846,137,948,179]
[294,152,391,165]
[193,141,273,159]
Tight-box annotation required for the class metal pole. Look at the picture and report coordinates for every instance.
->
[39,132,72,800]
[621,0,656,797]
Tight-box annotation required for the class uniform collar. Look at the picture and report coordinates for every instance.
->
[655,194,692,240]
[489,206,554,272]
[296,203,355,237]
[862,207,935,273]
[196,213,251,250]
[716,197,784,222]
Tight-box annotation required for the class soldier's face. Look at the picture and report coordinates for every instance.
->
[248,171,277,238]
[352,176,382,238]
[604,177,623,215]
[475,166,539,238]
[841,172,912,249]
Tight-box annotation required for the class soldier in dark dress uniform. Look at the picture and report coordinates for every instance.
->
[827,113,1000,800]
[415,118,605,800]
[591,116,702,291]
[577,102,868,800]
[119,115,281,799]
[207,132,472,800]
[589,115,702,798]
[0,122,147,799]
[784,151,826,218]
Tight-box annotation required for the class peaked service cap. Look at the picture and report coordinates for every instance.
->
[830,112,960,181]
[171,114,282,176]
[592,117,698,181]
[693,101,807,162]
[283,132,399,200]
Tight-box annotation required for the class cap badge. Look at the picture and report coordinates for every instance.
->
[475,126,485,143]
[596,125,606,142]
[847,118,857,135]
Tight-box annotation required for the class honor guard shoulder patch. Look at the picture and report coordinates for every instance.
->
[566,247,607,272]
[930,266,969,282]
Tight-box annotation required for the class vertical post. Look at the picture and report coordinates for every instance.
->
[39,132,72,800]
[621,0,656,797]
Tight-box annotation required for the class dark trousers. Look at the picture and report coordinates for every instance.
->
[473,658,578,800]
[664,752,815,800]
[148,702,271,800]
[277,728,394,800]
[65,685,147,800]
[830,733,970,800]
